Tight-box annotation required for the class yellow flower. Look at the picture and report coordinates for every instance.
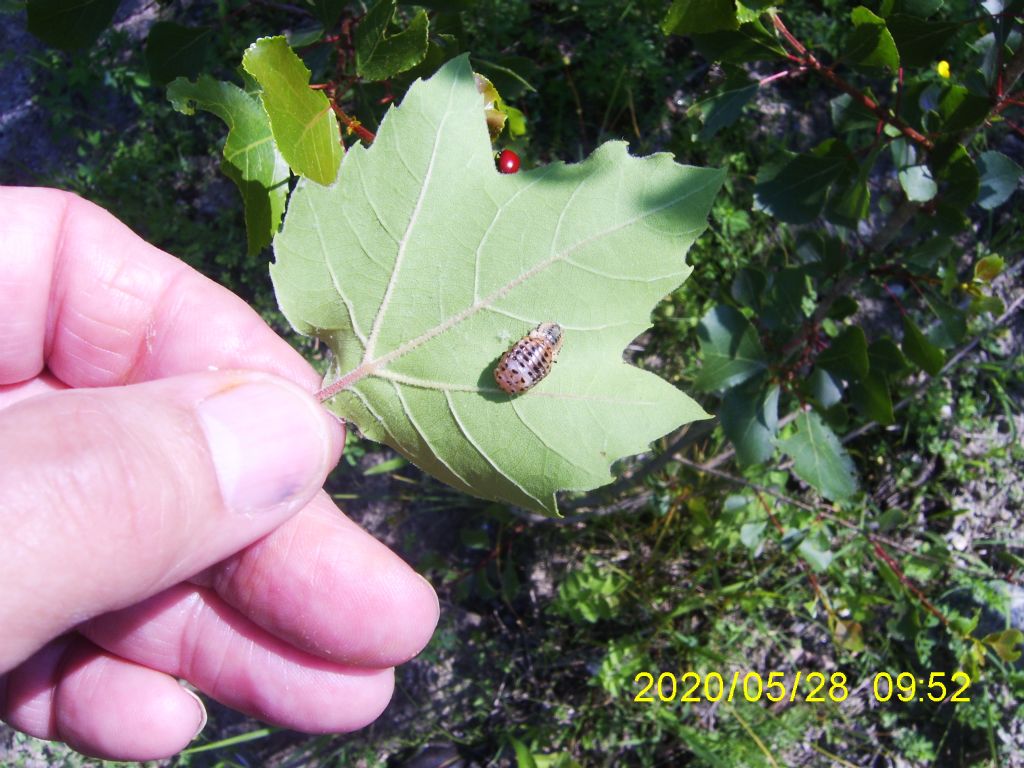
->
[937,60,951,79]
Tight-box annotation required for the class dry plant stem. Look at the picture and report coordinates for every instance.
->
[770,14,934,150]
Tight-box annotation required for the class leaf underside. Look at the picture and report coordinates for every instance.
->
[271,55,723,515]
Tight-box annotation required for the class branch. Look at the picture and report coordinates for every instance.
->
[770,14,934,150]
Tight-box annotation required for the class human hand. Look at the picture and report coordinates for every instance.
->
[0,187,439,760]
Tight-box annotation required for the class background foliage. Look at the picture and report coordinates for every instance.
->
[2,0,1023,765]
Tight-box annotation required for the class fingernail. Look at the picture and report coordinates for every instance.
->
[197,378,334,514]
[182,687,208,741]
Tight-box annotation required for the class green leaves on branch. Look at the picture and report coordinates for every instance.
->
[167,77,289,255]
[356,0,430,81]
[271,56,723,515]
[754,140,857,225]
[170,36,344,251]
[844,7,900,71]
[242,37,342,186]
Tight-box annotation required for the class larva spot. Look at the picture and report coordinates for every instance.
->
[493,322,564,395]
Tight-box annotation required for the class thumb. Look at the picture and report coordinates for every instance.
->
[0,371,343,673]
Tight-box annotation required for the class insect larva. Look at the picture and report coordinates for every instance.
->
[493,322,563,395]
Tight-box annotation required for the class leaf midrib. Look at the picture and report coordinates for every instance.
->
[331,169,718,392]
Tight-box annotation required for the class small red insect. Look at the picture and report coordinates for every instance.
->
[497,148,521,174]
[494,322,563,395]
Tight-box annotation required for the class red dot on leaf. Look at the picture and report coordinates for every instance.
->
[497,149,520,174]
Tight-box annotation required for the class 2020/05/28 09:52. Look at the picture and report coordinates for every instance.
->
[632,670,972,704]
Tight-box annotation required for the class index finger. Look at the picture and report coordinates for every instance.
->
[0,187,318,391]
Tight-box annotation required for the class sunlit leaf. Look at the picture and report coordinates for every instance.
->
[242,36,343,186]
[974,254,1004,283]
[844,6,900,71]
[271,56,723,515]
[779,411,857,501]
[662,0,738,35]
[168,76,290,254]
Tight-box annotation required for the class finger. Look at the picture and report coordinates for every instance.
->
[0,369,67,412]
[81,584,395,733]
[0,370,342,673]
[1,637,206,761]
[195,492,439,667]
[0,186,318,390]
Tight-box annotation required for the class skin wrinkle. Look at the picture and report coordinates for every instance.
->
[178,590,211,687]
[41,192,73,365]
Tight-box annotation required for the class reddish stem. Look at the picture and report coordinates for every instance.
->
[871,540,950,628]
[331,103,376,143]
[770,14,934,151]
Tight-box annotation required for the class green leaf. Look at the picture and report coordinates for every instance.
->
[145,22,211,85]
[241,37,343,186]
[510,737,539,768]
[936,145,979,210]
[807,368,842,408]
[868,338,910,376]
[695,305,768,391]
[938,85,990,132]
[798,535,834,571]
[730,268,767,310]
[690,19,788,63]
[886,14,959,67]
[363,455,408,475]
[844,6,900,71]
[356,0,430,81]
[974,254,1004,283]
[312,0,346,28]
[924,293,966,348]
[851,369,895,424]
[695,81,757,141]
[817,326,869,381]
[827,175,871,227]
[983,628,1023,663]
[740,521,767,550]
[661,0,738,35]
[976,151,1023,210]
[720,383,779,466]
[898,164,938,202]
[168,76,290,255]
[26,0,118,50]
[270,56,722,516]
[754,141,854,224]
[780,411,858,501]
[901,315,944,375]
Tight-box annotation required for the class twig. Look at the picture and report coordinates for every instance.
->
[770,14,934,150]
